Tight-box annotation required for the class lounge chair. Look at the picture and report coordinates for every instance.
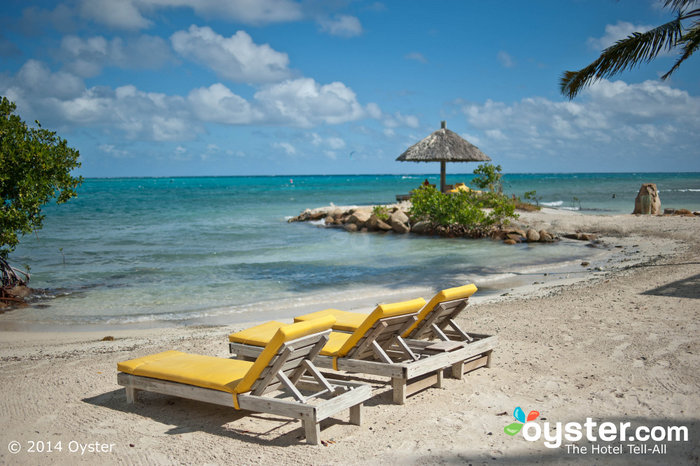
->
[117,316,372,445]
[229,297,495,404]
[291,284,496,378]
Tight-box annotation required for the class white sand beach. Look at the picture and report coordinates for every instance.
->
[0,210,698,465]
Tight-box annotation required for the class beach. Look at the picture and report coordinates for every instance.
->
[0,209,698,465]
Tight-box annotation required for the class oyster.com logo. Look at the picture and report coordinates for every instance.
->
[504,406,540,436]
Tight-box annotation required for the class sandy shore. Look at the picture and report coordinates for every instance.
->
[0,211,698,465]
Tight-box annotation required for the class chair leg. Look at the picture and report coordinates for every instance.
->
[450,361,465,379]
[436,369,444,388]
[303,416,320,445]
[125,386,137,403]
[391,377,406,405]
[349,404,362,425]
[485,350,493,368]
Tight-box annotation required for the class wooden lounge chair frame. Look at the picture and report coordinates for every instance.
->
[407,297,475,341]
[118,330,372,445]
[230,314,497,404]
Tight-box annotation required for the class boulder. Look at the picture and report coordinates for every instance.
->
[526,229,540,242]
[632,183,661,215]
[506,233,524,242]
[323,215,335,225]
[5,285,31,299]
[538,230,554,242]
[504,239,517,245]
[344,223,358,232]
[411,221,431,235]
[390,210,410,234]
[348,210,372,228]
[376,219,393,231]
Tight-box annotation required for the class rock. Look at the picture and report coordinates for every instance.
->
[526,229,540,242]
[308,210,326,221]
[563,232,597,241]
[510,228,526,237]
[366,214,379,231]
[664,208,676,215]
[390,210,410,234]
[632,183,661,215]
[506,233,524,242]
[376,219,393,231]
[675,208,692,216]
[348,210,371,228]
[324,215,335,225]
[411,221,431,235]
[344,223,358,232]
[101,336,115,341]
[331,208,344,219]
[581,261,590,267]
[538,230,554,242]
[504,239,517,245]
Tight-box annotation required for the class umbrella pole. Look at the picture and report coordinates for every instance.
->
[440,161,446,193]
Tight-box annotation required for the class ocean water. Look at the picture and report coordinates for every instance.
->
[4,173,699,329]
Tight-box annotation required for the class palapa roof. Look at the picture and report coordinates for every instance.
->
[396,126,491,163]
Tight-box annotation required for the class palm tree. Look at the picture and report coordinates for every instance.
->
[561,0,700,99]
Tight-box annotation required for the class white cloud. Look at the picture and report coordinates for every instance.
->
[187,83,259,124]
[384,111,419,129]
[171,26,290,83]
[587,21,654,50]
[273,141,297,155]
[405,52,428,64]
[255,78,366,126]
[14,60,85,100]
[318,15,363,37]
[141,0,303,25]
[497,50,515,68]
[59,35,174,77]
[458,79,700,165]
[79,0,151,30]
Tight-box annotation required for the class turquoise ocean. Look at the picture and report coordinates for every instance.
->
[4,172,699,330]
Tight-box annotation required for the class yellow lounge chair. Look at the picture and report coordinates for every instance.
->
[117,316,372,445]
[292,284,496,377]
[229,298,495,403]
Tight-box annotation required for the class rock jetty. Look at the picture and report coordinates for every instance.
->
[288,203,568,245]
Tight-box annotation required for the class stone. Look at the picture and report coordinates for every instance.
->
[507,233,524,242]
[504,239,517,245]
[411,221,431,235]
[538,230,554,242]
[526,229,540,242]
[675,209,692,216]
[390,210,410,234]
[331,208,344,219]
[344,223,358,232]
[376,219,393,231]
[348,210,372,228]
[5,285,31,299]
[324,216,335,225]
[664,208,676,215]
[581,261,590,267]
[632,183,661,215]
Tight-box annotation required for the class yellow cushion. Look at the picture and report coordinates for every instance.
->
[228,321,286,345]
[234,315,336,395]
[403,284,477,337]
[319,332,352,356]
[118,316,336,396]
[118,350,252,393]
[294,309,369,332]
[336,297,425,357]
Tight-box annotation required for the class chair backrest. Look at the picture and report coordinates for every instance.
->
[347,312,419,361]
[404,284,477,338]
[234,315,336,395]
[335,298,426,357]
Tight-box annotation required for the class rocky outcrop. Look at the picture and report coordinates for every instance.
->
[390,210,410,234]
[633,183,661,215]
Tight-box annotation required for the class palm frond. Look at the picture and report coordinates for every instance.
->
[662,21,700,78]
[663,0,698,14]
[561,17,683,99]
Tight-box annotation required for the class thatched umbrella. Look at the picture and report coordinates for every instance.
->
[396,121,491,193]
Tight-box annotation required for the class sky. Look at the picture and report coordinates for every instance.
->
[1,0,699,177]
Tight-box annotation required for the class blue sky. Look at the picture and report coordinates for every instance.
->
[1,0,699,177]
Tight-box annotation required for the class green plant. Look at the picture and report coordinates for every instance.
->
[372,205,390,221]
[409,185,517,234]
[1,97,82,286]
[523,190,540,206]
[471,163,503,194]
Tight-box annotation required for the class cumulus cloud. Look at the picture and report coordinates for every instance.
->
[458,79,700,165]
[79,0,151,30]
[254,78,366,126]
[587,21,654,50]
[384,111,420,129]
[187,83,259,124]
[171,26,290,83]
[59,35,174,77]
[318,15,363,37]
